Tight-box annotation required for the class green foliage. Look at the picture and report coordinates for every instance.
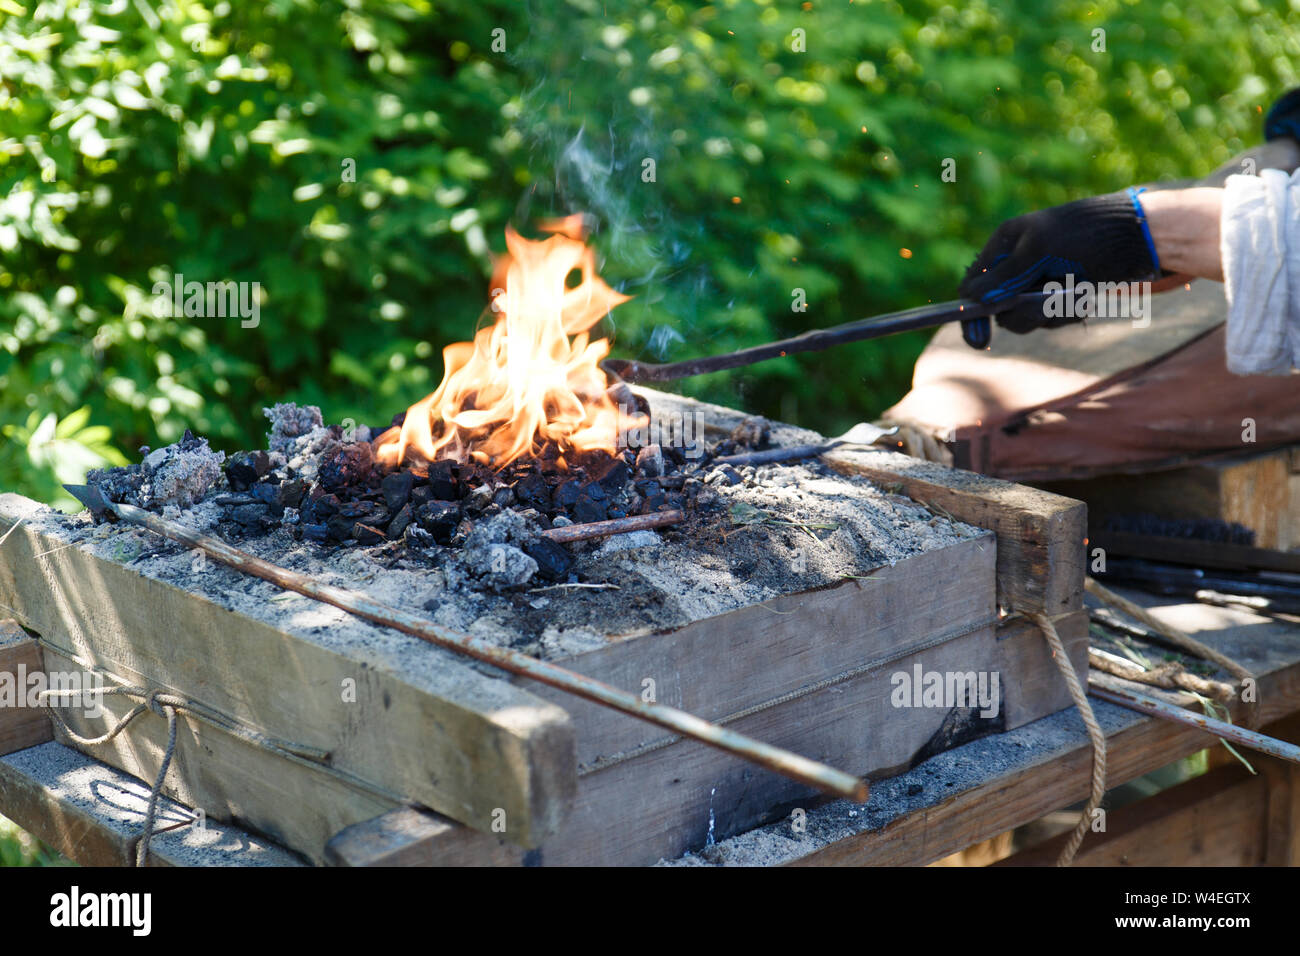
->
[1,0,1297,505]
[1,405,128,510]
[0,813,73,867]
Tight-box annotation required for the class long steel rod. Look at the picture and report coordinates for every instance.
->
[93,498,869,802]
[1089,679,1300,766]
[601,292,1049,384]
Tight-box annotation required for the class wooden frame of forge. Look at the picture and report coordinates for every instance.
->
[0,391,1087,866]
[8,598,1300,867]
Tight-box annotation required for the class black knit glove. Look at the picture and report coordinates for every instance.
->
[959,190,1161,335]
[1266,87,1300,142]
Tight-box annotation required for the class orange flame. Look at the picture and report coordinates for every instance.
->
[373,215,630,470]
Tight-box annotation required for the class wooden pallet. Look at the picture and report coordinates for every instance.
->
[0,390,1087,866]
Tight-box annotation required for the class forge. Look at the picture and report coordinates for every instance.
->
[0,221,1087,866]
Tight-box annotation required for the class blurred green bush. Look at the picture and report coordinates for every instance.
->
[0,812,72,866]
[2,0,1296,508]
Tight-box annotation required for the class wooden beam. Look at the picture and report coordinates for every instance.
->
[326,807,527,867]
[997,762,1268,866]
[1042,445,1300,551]
[0,740,303,866]
[1261,713,1300,866]
[0,494,576,860]
[767,597,1300,867]
[823,447,1086,617]
[1090,529,1300,574]
[0,619,52,757]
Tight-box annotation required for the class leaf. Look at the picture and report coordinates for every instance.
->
[728,501,765,526]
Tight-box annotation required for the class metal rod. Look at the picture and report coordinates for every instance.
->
[1088,679,1300,766]
[710,443,842,468]
[601,292,1048,384]
[540,509,685,544]
[88,497,869,802]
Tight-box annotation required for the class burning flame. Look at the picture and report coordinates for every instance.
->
[373,215,630,470]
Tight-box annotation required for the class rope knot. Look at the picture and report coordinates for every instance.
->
[145,689,171,719]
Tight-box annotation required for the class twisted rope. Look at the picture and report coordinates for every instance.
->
[1024,610,1107,867]
[38,683,191,866]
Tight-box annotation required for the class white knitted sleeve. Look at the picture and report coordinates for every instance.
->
[1220,168,1299,375]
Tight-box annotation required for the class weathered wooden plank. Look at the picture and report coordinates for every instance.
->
[0,620,52,756]
[782,713,1226,867]
[0,740,303,866]
[0,494,576,857]
[997,763,1268,866]
[522,531,998,767]
[40,643,398,864]
[748,594,1300,866]
[823,448,1086,618]
[326,807,527,867]
[1042,445,1300,551]
[361,609,1088,866]
[1260,714,1300,866]
[1089,529,1300,574]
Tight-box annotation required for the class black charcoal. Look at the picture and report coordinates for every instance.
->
[354,523,386,546]
[596,459,630,491]
[381,471,414,511]
[554,479,581,509]
[387,503,414,538]
[225,452,260,492]
[514,473,551,510]
[635,444,665,477]
[425,460,459,501]
[319,442,374,493]
[524,538,574,581]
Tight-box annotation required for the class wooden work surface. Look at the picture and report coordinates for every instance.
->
[659,586,1300,867]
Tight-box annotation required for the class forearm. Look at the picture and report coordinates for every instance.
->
[1139,187,1225,281]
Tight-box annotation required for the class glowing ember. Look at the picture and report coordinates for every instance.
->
[374,215,630,470]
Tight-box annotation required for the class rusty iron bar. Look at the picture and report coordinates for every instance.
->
[540,509,684,544]
[1088,679,1300,766]
[87,497,869,802]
